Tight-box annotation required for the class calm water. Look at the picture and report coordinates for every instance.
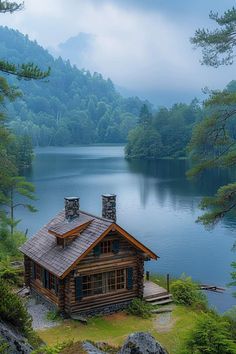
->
[19,145,236,312]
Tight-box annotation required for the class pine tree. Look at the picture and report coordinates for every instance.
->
[0,1,49,231]
[191,7,236,67]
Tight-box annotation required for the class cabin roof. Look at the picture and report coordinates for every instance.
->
[48,213,94,237]
[20,210,158,278]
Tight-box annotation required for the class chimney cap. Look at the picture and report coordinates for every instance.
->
[64,197,80,201]
[102,194,116,198]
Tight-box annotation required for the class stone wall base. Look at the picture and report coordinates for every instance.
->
[31,288,132,318]
[72,300,132,317]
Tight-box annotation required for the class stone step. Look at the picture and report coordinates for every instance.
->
[145,293,172,302]
[150,298,173,306]
[151,307,173,314]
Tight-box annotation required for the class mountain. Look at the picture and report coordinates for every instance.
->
[0,26,148,146]
[51,32,95,70]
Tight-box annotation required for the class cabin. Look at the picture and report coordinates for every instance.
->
[20,195,158,316]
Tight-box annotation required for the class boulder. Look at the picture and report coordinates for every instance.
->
[118,332,168,354]
[82,341,106,354]
[0,320,33,354]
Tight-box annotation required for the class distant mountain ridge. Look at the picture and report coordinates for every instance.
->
[0,26,148,146]
[51,32,95,70]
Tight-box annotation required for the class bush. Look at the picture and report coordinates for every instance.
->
[45,310,61,322]
[127,298,153,318]
[0,228,26,261]
[224,306,236,340]
[32,341,74,354]
[0,257,23,286]
[179,313,236,354]
[0,337,9,353]
[171,277,207,308]
[0,279,32,337]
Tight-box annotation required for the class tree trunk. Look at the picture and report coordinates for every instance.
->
[10,189,14,236]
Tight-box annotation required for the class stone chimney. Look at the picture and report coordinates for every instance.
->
[102,194,116,222]
[64,197,80,220]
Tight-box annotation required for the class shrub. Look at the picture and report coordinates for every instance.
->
[127,298,153,318]
[0,228,26,261]
[179,313,236,354]
[0,257,23,286]
[0,279,32,337]
[0,337,9,353]
[224,306,236,340]
[32,341,74,354]
[171,277,207,308]
[45,310,61,322]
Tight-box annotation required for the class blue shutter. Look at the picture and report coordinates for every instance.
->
[75,276,83,301]
[112,239,120,254]
[55,278,59,295]
[32,262,36,279]
[43,269,49,288]
[127,267,133,290]
[93,244,101,256]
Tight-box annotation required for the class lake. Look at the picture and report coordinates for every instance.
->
[19,145,236,312]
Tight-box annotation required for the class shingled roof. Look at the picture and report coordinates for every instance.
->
[20,209,158,278]
[20,210,112,278]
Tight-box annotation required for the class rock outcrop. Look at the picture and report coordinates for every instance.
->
[82,341,106,354]
[0,321,33,354]
[118,332,168,354]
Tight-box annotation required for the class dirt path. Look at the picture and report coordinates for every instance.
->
[153,310,176,333]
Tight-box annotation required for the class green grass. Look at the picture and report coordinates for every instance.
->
[37,306,199,354]
[149,273,178,290]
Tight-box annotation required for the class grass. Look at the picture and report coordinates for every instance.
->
[37,306,199,354]
[149,273,178,290]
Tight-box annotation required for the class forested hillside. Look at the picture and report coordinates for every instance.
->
[126,80,236,159]
[0,26,146,146]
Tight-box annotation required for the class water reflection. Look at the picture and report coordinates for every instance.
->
[126,159,236,229]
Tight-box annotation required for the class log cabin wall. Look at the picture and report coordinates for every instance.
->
[24,255,31,287]
[29,260,64,310]
[65,231,145,314]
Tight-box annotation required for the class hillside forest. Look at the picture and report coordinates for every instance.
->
[0,26,212,159]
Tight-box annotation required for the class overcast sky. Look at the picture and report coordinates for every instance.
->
[1,0,236,105]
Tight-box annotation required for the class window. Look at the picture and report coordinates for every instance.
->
[100,240,112,254]
[81,269,126,297]
[117,269,125,290]
[48,272,58,294]
[35,264,42,281]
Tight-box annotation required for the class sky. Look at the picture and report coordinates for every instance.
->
[1,0,236,106]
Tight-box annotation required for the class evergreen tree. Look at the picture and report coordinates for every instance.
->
[0,176,36,235]
[191,7,236,67]
[0,1,48,232]
[188,8,236,225]
[189,7,236,295]
[138,104,152,127]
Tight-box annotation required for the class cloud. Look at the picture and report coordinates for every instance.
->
[0,0,235,105]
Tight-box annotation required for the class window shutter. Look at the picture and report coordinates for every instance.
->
[75,276,83,301]
[93,244,101,256]
[112,239,120,254]
[32,262,36,279]
[43,269,49,288]
[127,267,133,290]
[55,278,59,295]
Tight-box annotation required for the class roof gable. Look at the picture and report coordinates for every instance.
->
[48,213,94,238]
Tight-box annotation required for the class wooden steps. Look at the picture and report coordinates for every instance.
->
[146,294,173,306]
[144,280,173,306]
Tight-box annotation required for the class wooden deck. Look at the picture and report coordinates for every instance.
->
[143,280,168,299]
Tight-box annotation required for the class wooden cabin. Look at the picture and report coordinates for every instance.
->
[20,195,158,316]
